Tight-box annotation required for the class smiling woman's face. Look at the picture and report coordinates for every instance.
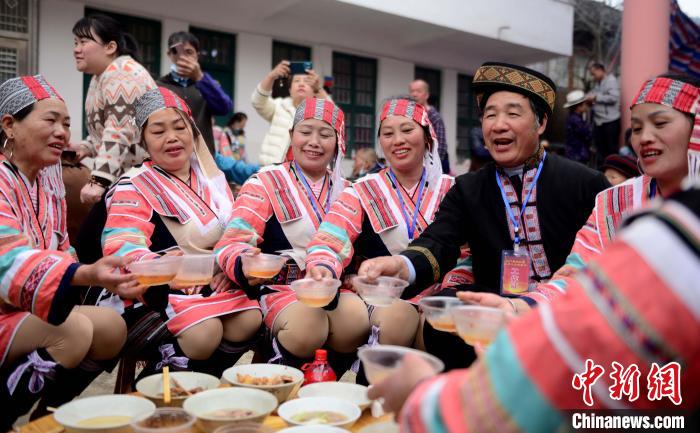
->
[143,108,195,172]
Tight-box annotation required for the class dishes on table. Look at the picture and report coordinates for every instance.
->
[277,397,361,429]
[136,371,220,407]
[182,387,277,432]
[222,363,304,404]
[297,382,370,411]
[54,394,155,433]
[130,408,195,433]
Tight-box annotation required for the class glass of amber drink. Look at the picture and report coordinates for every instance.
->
[357,345,444,385]
[450,305,505,347]
[128,257,183,287]
[241,252,287,280]
[172,254,216,287]
[418,296,463,333]
[290,277,341,307]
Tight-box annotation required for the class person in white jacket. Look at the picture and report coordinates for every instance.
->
[252,60,329,165]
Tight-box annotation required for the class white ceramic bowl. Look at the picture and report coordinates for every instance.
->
[182,387,277,433]
[130,408,195,433]
[450,305,505,346]
[241,252,287,279]
[418,296,464,333]
[357,345,445,385]
[358,420,400,433]
[290,278,341,308]
[54,394,156,433]
[351,276,408,306]
[222,363,304,404]
[277,426,349,433]
[127,257,183,287]
[277,397,361,429]
[298,382,371,411]
[136,371,221,407]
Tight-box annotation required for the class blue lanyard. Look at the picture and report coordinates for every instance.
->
[649,178,657,199]
[389,168,427,239]
[495,152,547,250]
[293,161,329,222]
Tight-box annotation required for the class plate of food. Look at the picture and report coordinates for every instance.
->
[222,363,304,403]
[182,387,277,432]
[136,371,220,407]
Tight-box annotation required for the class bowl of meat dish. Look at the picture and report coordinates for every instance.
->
[136,371,221,407]
[277,397,361,429]
[182,387,277,432]
[130,408,195,433]
[222,363,304,403]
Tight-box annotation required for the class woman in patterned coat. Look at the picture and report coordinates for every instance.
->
[0,75,140,429]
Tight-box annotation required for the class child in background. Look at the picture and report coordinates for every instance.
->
[601,154,640,185]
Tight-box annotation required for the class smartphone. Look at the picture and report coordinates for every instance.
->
[170,42,186,57]
[289,61,312,75]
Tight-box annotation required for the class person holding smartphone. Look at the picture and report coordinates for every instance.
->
[252,60,329,166]
[158,31,233,157]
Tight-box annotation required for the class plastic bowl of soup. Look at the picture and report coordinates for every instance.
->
[277,397,361,429]
[182,387,277,433]
[418,296,464,333]
[450,305,505,347]
[172,254,216,287]
[240,253,287,280]
[54,394,156,433]
[128,257,183,287]
[351,276,408,307]
[130,408,195,433]
[357,345,444,385]
[222,363,304,404]
[290,278,341,308]
[136,371,220,407]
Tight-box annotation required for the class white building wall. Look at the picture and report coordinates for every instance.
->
[441,69,464,173]
[38,0,84,140]
[235,32,272,164]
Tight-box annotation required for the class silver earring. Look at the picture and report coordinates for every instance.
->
[636,157,645,175]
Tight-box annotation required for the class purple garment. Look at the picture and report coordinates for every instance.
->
[194,72,233,116]
[565,111,592,163]
[427,106,449,171]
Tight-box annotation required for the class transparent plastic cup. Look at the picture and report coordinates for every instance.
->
[128,257,183,287]
[418,296,464,333]
[130,408,195,433]
[351,276,408,307]
[241,253,287,279]
[450,305,505,347]
[357,345,444,385]
[172,254,216,287]
[290,278,341,308]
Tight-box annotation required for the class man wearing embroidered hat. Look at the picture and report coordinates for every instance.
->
[215,97,368,370]
[358,62,609,370]
[457,72,700,313]
[0,75,141,428]
[101,87,262,380]
[563,89,593,164]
